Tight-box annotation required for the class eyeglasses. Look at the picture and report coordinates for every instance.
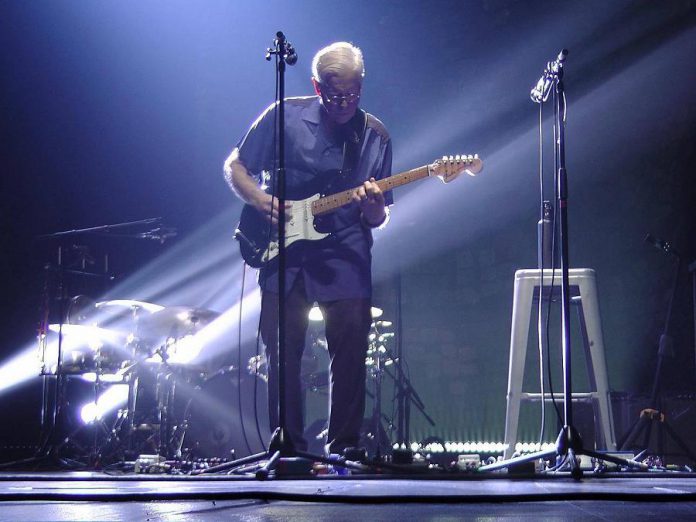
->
[322,91,361,105]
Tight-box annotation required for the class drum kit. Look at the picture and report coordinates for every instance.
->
[42,295,401,464]
[40,296,222,463]
[31,220,423,468]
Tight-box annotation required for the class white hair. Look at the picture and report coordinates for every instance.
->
[311,42,364,84]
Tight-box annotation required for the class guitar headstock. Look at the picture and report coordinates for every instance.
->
[430,154,483,183]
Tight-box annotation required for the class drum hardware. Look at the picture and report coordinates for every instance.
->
[36,299,226,465]
[365,320,436,461]
[14,219,175,471]
[245,309,428,461]
[366,319,397,460]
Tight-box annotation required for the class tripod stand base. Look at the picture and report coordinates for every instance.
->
[479,425,647,477]
[619,408,696,466]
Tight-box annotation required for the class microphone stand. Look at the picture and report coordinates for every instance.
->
[36,217,163,239]
[197,33,367,479]
[480,50,644,477]
[260,30,293,476]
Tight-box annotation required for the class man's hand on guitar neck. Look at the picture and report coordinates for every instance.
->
[353,177,387,228]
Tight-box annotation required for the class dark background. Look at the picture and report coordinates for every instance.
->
[1,0,695,448]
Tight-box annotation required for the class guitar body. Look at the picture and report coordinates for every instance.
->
[235,193,329,268]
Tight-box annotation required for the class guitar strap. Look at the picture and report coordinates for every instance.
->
[315,109,369,234]
[340,108,367,177]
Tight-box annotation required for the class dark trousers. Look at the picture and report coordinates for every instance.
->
[260,275,371,454]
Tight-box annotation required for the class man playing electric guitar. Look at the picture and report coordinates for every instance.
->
[224,42,393,458]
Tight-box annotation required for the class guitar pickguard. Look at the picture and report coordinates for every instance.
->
[261,194,330,264]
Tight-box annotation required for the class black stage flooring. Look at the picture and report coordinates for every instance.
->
[2,471,696,520]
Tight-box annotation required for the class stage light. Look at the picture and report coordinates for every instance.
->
[80,372,127,383]
[79,384,129,424]
[0,345,40,395]
[308,306,324,322]
[80,402,101,424]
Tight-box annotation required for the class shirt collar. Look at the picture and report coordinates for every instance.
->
[301,96,323,126]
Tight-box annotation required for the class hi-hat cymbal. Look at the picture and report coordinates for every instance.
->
[138,306,219,338]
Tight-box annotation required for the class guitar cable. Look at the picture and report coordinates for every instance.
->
[235,260,254,456]
[536,95,564,449]
[545,90,564,442]
[536,98,547,447]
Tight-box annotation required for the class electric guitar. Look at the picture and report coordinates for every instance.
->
[235,154,483,268]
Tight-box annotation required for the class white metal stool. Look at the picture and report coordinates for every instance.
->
[502,268,617,460]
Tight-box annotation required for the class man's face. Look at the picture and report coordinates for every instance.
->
[314,72,362,125]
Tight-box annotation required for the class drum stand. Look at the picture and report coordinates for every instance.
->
[366,318,435,461]
[1,246,107,470]
[368,333,387,461]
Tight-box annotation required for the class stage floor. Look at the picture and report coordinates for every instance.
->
[2,470,696,521]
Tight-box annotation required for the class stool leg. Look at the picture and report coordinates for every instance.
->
[504,272,536,459]
[577,274,617,450]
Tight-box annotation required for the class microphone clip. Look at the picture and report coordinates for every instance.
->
[531,49,568,104]
[266,31,298,66]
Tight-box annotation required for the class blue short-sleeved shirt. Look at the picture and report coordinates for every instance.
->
[236,96,393,301]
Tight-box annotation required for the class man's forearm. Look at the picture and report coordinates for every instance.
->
[224,148,263,206]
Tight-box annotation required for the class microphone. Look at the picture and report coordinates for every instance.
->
[531,49,568,103]
[285,43,298,66]
[276,31,298,66]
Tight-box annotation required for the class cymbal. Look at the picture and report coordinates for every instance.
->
[96,299,165,312]
[94,299,164,333]
[138,306,219,339]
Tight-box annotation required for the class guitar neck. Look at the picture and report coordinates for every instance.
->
[311,165,431,216]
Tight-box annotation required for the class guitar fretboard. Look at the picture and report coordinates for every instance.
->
[311,165,431,216]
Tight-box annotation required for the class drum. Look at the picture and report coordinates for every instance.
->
[46,323,130,374]
[182,370,271,459]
